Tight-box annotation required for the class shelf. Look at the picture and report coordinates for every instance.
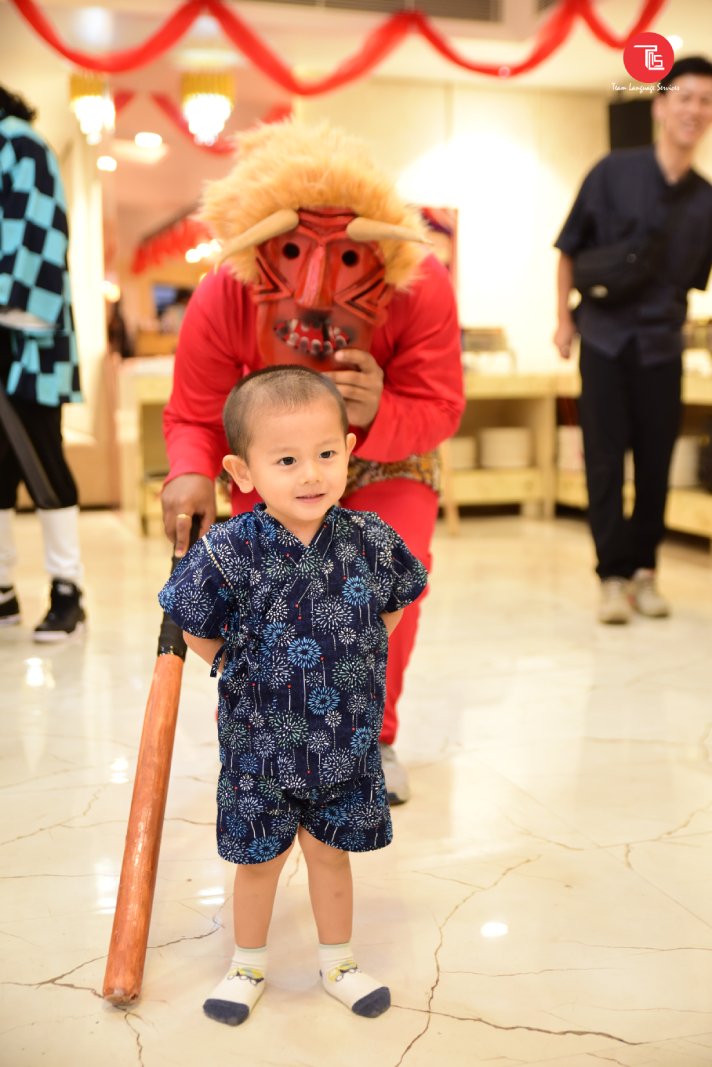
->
[554,372,712,548]
[556,372,712,406]
[683,377,712,405]
[115,359,712,547]
[665,488,712,539]
[441,374,557,531]
[464,371,555,400]
[556,471,712,548]
[556,470,634,513]
[556,470,588,510]
[453,467,544,505]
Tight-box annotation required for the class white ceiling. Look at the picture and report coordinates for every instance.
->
[1,0,709,253]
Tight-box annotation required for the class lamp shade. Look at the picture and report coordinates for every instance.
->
[69,72,114,145]
[181,71,234,146]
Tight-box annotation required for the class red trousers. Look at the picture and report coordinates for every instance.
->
[232,478,439,746]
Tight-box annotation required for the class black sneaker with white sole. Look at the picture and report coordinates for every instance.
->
[33,580,86,642]
[0,585,21,627]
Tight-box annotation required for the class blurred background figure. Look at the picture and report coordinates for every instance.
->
[159,287,192,334]
[553,56,712,625]
[107,298,133,359]
[0,85,86,641]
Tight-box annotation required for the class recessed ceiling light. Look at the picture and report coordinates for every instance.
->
[97,155,117,172]
[667,35,683,52]
[176,46,242,70]
[102,279,121,302]
[111,139,169,165]
[135,131,163,149]
[71,7,114,48]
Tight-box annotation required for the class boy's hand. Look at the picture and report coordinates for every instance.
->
[380,608,403,637]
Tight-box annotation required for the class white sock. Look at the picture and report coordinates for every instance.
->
[318,942,390,1018]
[203,945,267,1027]
[38,506,83,585]
[0,509,17,587]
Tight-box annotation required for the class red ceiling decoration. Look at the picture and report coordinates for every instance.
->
[130,214,211,275]
[11,0,669,90]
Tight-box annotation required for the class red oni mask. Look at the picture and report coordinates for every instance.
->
[251,207,394,372]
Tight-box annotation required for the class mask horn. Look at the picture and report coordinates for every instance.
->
[346,217,430,244]
[218,208,300,261]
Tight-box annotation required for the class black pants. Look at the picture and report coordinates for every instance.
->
[578,339,682,580]
[0,328,78,510]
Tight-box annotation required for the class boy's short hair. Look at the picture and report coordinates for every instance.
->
[223,365,349,458]
[659,55,712,91]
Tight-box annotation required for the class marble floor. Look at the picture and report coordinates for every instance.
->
[1,510,712,1067]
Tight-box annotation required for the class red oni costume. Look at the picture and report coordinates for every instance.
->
[163,123,464,745]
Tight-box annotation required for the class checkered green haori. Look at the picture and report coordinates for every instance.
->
[0,115,81,406]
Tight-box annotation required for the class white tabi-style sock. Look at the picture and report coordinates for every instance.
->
[203,945,267,1026]
[318,942,390,1018]
[0,509,17,587]
[38,506,83,585]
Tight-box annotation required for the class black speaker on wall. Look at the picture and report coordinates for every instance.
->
[608,98,653,149]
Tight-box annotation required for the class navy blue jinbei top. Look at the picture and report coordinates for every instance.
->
[159,504,428,793]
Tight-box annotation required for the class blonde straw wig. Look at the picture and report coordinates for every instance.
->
[201,120,426,289]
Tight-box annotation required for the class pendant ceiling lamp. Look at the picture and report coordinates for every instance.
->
[69,71,115,145]
[180,71,234,146]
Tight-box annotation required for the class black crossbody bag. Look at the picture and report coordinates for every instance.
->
[573,190,688,307]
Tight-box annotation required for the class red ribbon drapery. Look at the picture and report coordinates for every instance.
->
[10,0,669,91]
[575,0,669,49]
[130,214,211,275]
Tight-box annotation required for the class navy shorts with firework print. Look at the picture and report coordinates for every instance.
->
[216,768,393,864]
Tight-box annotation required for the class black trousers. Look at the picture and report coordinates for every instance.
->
[0,328,78,510]
[578,338,682,580]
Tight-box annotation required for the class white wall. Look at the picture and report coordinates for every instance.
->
[61,133,107,438]
[59,133,116,505]
[298,78,607,371]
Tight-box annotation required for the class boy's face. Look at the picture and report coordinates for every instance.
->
[223,395,356,544]
[654,74,712,151]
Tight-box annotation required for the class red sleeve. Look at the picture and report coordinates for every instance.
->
[360,255,464,461]
[163,268,259,482]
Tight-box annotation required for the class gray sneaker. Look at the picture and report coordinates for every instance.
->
[598,577,632,625]
[379,744,410,805]
[630,569,670,618]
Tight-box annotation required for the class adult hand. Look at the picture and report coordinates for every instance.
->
[324,349,384,429]
[161,474,216,557]
[553,318,577,361]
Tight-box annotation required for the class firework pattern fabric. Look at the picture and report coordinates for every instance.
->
[158,504,428,862]
[0,116,81,405]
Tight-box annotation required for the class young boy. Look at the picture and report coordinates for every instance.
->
[158,365,428,1026]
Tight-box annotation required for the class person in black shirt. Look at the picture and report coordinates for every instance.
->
[554,56,712,624]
